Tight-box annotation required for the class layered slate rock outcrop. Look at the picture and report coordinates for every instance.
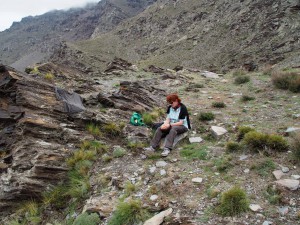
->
[0,64,166,215]
[0,65,87,214]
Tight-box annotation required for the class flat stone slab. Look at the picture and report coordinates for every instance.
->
[156,161,167,168]
[189,137,203,143]
[285,127,300,133]
[211,126,228,138]
[273,170,285,180]
[249,204,262,212]
[201,71,220,79]
[144,208,173,225]
[192,177,203,183]
[275,179,299,191]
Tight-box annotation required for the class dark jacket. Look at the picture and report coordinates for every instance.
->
[167,103,191,129]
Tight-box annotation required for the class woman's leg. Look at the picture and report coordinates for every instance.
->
[150,127,168,149]
[164,126,188,150]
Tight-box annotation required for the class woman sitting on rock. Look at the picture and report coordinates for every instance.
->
[144,93,191,157]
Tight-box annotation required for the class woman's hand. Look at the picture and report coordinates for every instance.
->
[160,123,171,130]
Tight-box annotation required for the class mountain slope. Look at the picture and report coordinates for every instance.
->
[73,0,300,72]
[0,0,156,70]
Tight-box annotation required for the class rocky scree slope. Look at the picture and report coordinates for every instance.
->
[0,0,156,71]
[73,0,300,72]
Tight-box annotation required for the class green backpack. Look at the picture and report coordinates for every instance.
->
[130,112,145,126]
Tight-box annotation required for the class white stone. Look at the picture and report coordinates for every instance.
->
[189,137,203,143]
[160,169,167,176]
[279,165,289,173]
[273,170,284,180]
[211,126,228,138]
[244,169,250,173]
[285,127,300,133]
[150,195,158,201]
[278,206,289,216]
[143,208,173,225]
[291,175,300,180]
[275,179,299,191]
[149,167,156,174]
[201,71,219,79]
[192,177,203,183]
[239,155,249,160]
[249,204,262,212]
[156,161,167,168]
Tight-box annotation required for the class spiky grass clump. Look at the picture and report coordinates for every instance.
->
[67,149,97,168]
[124,181,136,196]
[243,131,289,153]
[237,126,255,141]
[234,76,250,84]
[252,158,276,177]
[180,144,208,160]
[142,108,164,126]
[44,72,54,81]
[217,186,249,217]
[103,122,122,137]
[86,123,102,137]
[72,212,100,225]
[81,140,108,154]
[212,101,226,108]
[198,112,215,121]
[226,141,240,153]
[107,199,150,225]
[113,147,126,158]
[214,155,233,172]
[271,71,300,93]
[264,185,282,205]
[43,184,69,208]
[240,95,255,102]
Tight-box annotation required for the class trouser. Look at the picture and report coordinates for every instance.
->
[151,125,188,150]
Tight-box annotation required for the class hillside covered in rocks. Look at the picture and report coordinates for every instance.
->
[0,0,300,224]
[0,58,300,224]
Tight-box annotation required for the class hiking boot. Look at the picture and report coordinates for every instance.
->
[144,146,156,152]
[161,148,171,157]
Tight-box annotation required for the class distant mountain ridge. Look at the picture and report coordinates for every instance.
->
[0,0,156,70]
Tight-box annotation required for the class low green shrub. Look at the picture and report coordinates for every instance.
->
[113,147,126,158]
[180,144,208,160]
[243,131,289,153]
[240,95,255,102]
[226,141,240,152]
[72,212,100,225]
[237,126,255,141]
[107,199,150,225]
[212,101,226,108]
[198,112,215,121]
[272,71,300,93]
[234,76,250,84]
[217,186,249,217]
[103,122,122,137]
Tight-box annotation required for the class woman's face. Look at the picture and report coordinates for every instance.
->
[171,99,179,108]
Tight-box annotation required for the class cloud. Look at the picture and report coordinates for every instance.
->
[0,0,99,31]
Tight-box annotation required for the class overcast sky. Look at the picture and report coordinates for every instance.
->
[0,0,100,31]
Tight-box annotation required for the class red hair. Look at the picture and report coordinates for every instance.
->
[166,94,181,104]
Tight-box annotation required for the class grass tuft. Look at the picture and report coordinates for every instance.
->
[180,144,208,160]
[217,186,249,217]
[226,141,240,153]
[86,123,102,137]
[198,112,215,121]
[107,199,150,225]
[252,158,276,177]
[291,132,300,162]
[73,212,100,225]
[103,122,122,137]
[212,101,226,108]
[271,71,300,93]
[237,126,255,141]
[234,75,250,84]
